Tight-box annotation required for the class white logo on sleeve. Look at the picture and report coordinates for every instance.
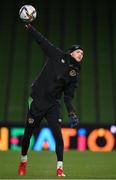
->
[61,59,65,63]
[58,119,62,123]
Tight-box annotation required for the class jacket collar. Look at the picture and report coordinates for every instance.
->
[68,55,81,71]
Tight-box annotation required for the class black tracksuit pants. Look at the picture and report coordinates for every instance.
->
[21,98,64,161]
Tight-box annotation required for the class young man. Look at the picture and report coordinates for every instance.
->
[18,24,84,177]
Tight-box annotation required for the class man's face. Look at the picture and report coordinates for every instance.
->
[70,49,84,62]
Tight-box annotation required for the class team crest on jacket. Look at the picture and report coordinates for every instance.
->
[69,69,77,76]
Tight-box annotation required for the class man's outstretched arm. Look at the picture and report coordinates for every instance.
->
[25,24,63,58]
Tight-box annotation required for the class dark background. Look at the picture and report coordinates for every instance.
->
[0,0,116,125]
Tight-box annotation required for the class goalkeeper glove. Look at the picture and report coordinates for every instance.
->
[68,112,79,128]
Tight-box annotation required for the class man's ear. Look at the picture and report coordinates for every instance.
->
[70,52,73,56]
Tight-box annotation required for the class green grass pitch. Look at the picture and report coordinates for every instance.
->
[0,150,116,179]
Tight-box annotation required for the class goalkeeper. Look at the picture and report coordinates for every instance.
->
[18,24,84,177]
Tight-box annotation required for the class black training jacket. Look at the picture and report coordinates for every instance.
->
[27,25,81,113]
